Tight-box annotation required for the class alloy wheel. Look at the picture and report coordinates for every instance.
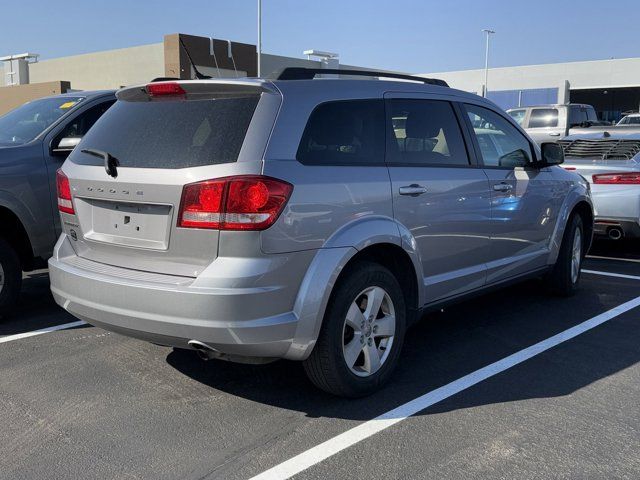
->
[342,286,396,377]
[571,227,582,284]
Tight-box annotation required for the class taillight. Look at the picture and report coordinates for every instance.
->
[56,169,75,214]
[145,82,186,97]
[592,172,640,185]
[178,176,293,231]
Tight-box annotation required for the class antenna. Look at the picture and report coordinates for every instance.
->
[178,37,211,80]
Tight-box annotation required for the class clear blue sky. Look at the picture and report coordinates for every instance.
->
[2,0,640,73]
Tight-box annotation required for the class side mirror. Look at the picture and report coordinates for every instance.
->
[52,136,82,156]
[539,142,564,167]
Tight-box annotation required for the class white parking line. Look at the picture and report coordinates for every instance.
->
[586,255,640,264]
[250,295,640,480]
[0,320,87,344]
[582,269,640,281]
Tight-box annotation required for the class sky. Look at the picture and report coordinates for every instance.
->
[2,0,640,74]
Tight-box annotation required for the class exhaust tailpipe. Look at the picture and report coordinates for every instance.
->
[608,227,623,240]
[187,340,220,361]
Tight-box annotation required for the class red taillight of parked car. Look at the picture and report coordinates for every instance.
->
[177,176,293,230]
[592,172,640,185]
[56,169,75,214]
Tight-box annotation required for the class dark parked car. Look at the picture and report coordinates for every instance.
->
[0,90,115,315]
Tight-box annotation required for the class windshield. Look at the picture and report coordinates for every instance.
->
[618,116,640,125]
[507,109,526,126]
[0,96,84,146]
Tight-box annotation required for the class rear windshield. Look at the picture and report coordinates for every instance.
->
[72,95,260,169]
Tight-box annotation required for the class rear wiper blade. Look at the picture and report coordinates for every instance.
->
[81,148,120,178]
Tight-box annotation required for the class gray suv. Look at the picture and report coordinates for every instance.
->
[0,91,115,315]
[49,69,593,397]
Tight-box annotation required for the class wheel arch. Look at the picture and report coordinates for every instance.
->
[548,186,593,265]
[571,200,594,253]
[286,217,424,361]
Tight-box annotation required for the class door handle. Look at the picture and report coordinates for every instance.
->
[493,183,513,192]
[548,132,561,136]
[399,184,428,196]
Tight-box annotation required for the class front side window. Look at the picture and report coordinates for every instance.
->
[0,96,84,146]
[528,108,559,128]
[296,100,385,165]
[464,104,533,168]
[386,99,469,166]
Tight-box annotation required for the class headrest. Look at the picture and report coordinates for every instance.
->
[405,111,442,139]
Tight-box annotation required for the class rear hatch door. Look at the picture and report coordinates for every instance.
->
[61,80,280,277]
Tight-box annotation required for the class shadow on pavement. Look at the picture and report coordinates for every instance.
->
[167,275,640,421]
[0,270,76,336]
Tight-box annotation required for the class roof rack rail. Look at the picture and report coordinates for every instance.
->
[274,67,449,87]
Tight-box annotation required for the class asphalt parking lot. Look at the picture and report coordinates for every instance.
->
[1,239,639,480]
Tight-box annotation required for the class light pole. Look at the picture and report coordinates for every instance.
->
[257,0,262,77]
[482,29,495,98]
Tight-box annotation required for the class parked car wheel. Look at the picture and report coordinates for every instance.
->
[303,261,406,397]
[547,214,584,297]
[0,238,21,317]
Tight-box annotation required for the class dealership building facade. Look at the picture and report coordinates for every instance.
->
[0,33,372,115]
[2,34,640,123]
[421,57,640,122]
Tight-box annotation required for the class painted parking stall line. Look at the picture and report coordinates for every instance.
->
[582,269,640,281]
[250,294,640,480]
[0,320,87,344]
[586,255,640,264]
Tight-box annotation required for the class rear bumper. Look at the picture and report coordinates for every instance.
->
[49,235,312,360]
[593,218,640,239]
[592,186,640,238]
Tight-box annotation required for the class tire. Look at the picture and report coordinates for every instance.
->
[0,238,22,318]
[303,261,406,397]
[547,214,584,297]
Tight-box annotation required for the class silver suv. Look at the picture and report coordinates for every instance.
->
[49,69,593,397]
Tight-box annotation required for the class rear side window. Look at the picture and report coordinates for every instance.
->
[569,106,589,126]
[387,99,469,166]
[72,95,260,169]
[296,100,385,165]
[528,108,559,128]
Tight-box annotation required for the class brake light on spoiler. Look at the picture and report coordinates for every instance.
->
[145,82,186,97]
[592,172,640,185]
[178,176,293,231]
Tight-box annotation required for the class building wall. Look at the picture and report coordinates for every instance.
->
[420,57,640,94]
[0,81,70,115]
[261,53,320,77]
[29,43,164,90]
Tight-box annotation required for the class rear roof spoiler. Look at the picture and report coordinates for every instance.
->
[117,79,275,101]
[273,67,449,87]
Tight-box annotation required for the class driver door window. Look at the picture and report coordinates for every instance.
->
[464,104,533,168]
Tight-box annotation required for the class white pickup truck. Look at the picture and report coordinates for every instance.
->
[506,104,619,144]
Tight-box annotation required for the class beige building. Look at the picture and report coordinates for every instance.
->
[420,57,640,122]
[0,33,349,114]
